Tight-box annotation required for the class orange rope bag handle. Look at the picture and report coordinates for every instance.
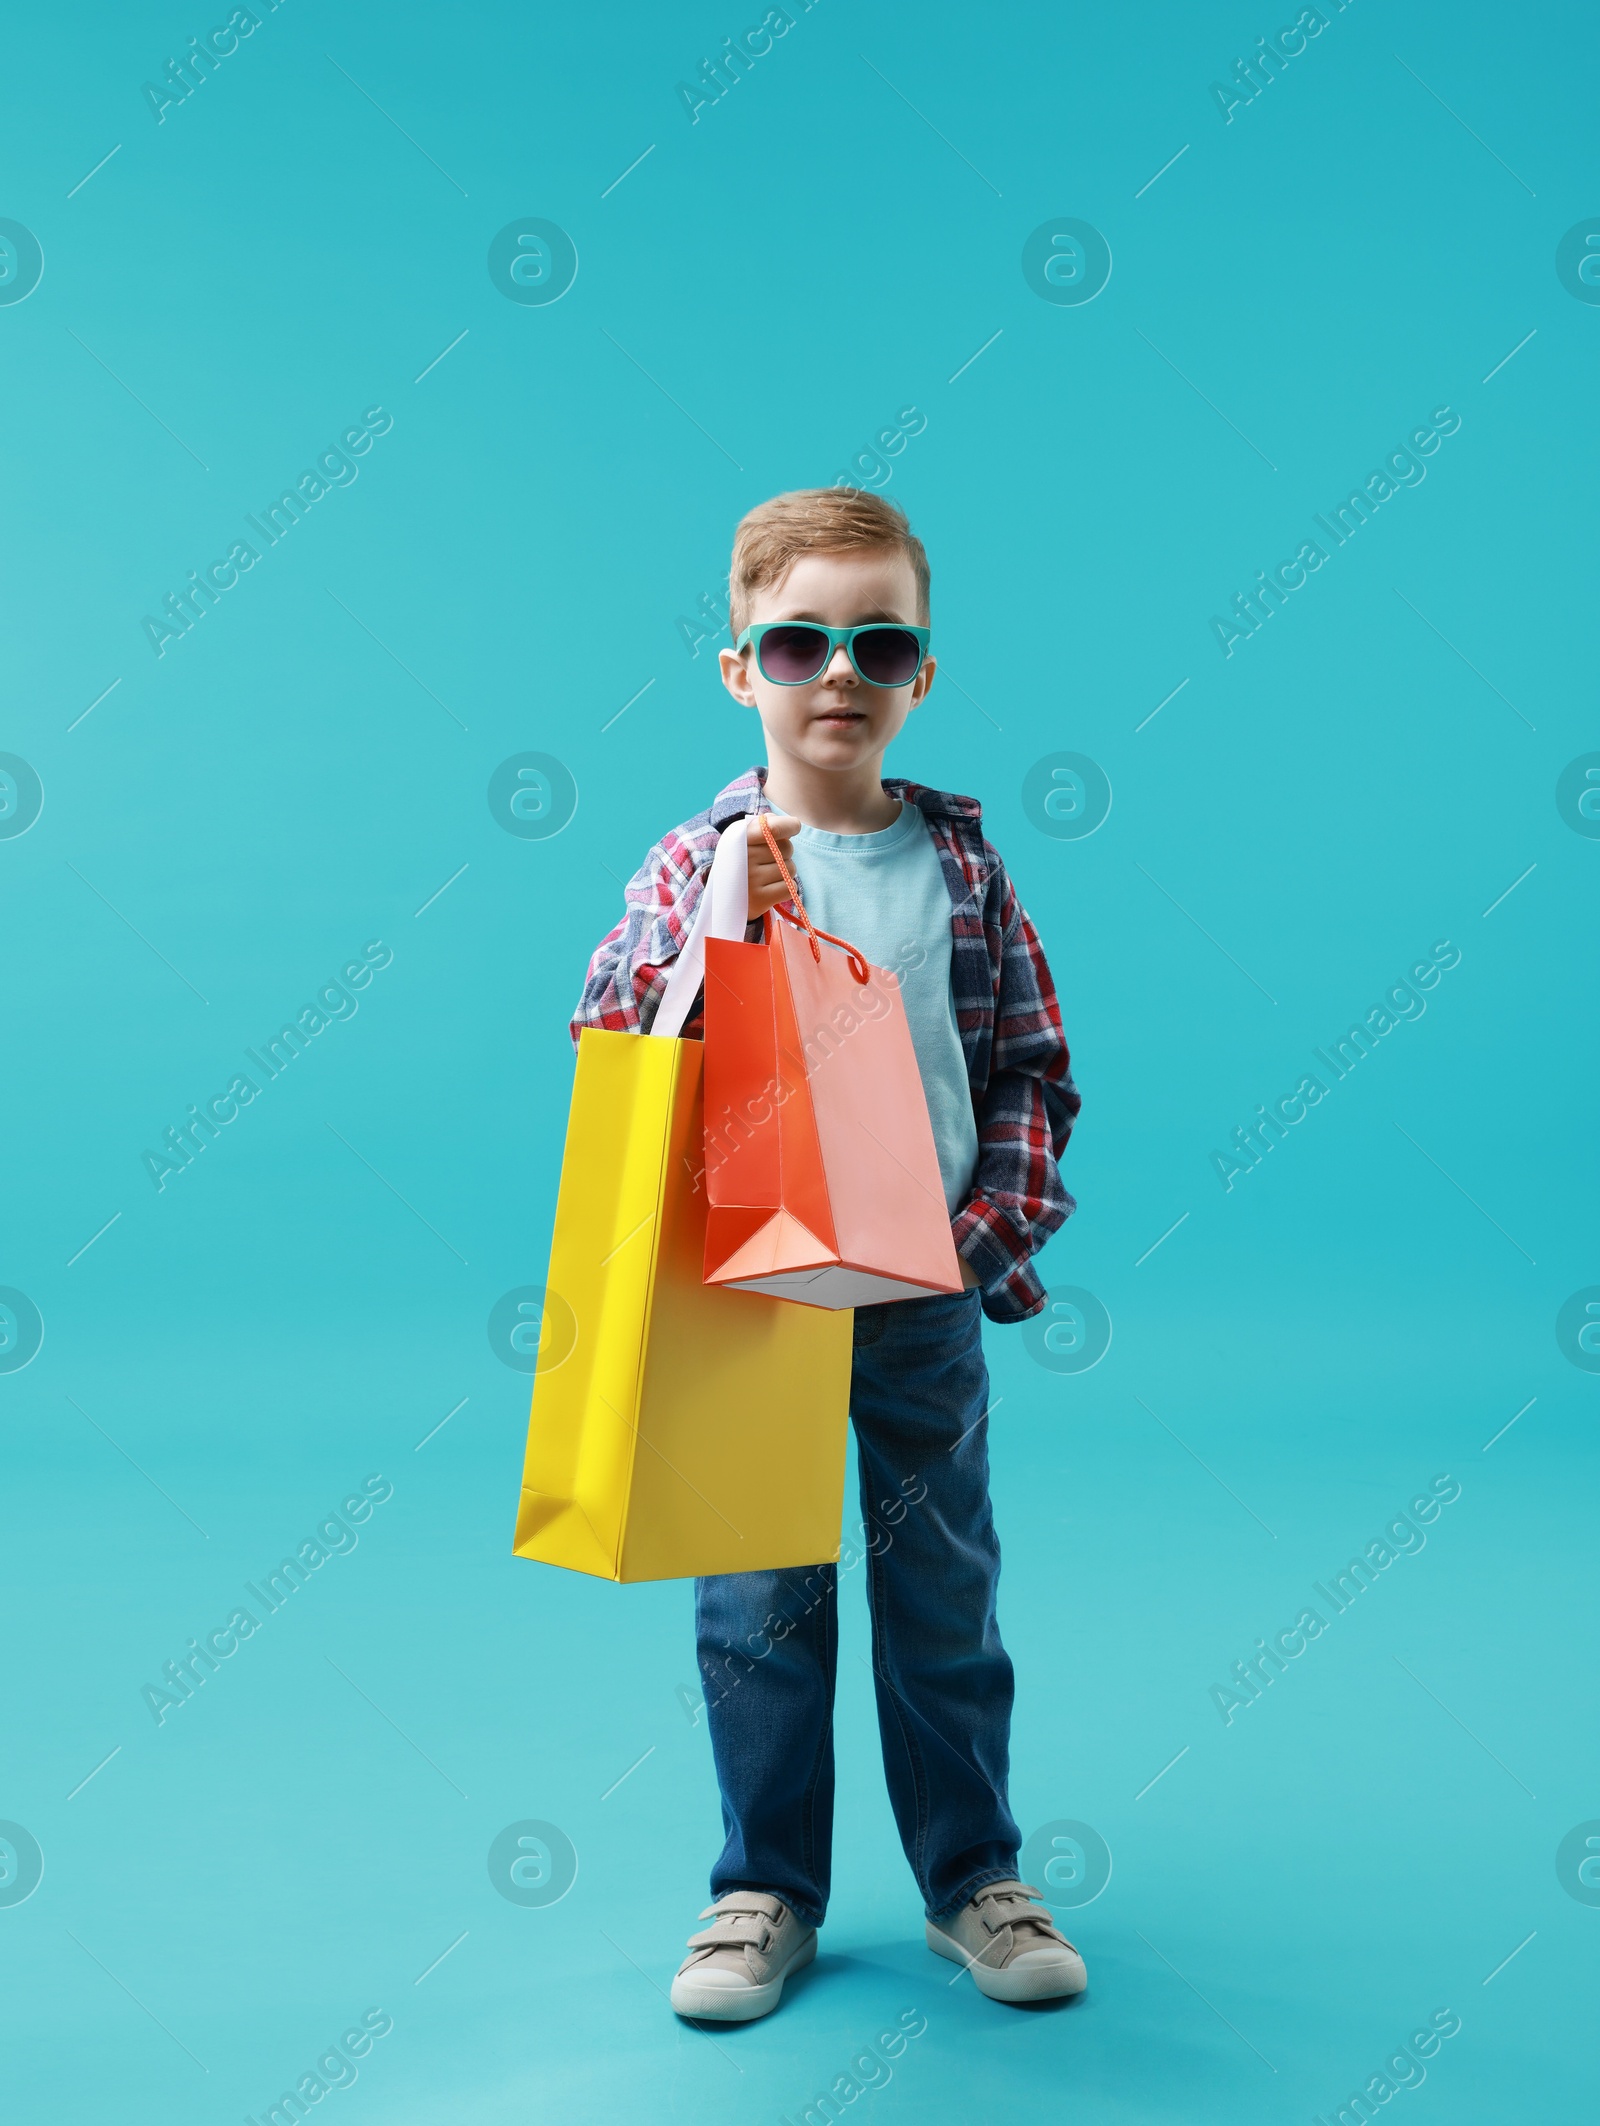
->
[754,812,872,988]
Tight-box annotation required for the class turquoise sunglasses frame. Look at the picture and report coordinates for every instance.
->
[734,620,932,688]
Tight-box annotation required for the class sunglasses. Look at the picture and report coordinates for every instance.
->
[735,621,930,689]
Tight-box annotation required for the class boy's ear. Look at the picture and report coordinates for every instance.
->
[719,644,759,706]
[907,654,936,709]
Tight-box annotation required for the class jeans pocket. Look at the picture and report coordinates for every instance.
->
[852,1307,889,1349]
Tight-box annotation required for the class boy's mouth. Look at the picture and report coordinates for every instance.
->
[814,708,866,726]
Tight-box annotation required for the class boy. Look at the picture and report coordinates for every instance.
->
[572,489,1083,2019]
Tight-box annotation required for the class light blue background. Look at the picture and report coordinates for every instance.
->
[4,2,1596,2120]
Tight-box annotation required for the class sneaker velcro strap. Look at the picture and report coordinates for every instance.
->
[698,1892,785,1921]
[686,1914,774,1951]
[974,1881,1064,1937]
[1008,1911,1066,1940]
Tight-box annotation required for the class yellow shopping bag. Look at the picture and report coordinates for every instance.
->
[514,824,853,1583]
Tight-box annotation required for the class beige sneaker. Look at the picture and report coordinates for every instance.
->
[669,1890,817,2022]
[926,1879,1088,2003]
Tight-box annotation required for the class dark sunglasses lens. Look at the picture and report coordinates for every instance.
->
[851,627,922,686]
[759,625,830,683]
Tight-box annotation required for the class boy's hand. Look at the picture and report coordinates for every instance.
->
[747,813,803,922]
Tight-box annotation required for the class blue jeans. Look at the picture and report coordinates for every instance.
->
[693,1289,1021,1928]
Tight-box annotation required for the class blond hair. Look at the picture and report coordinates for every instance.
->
[728,487,930,637]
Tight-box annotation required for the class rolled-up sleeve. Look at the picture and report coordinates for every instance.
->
[569,833,708,1045]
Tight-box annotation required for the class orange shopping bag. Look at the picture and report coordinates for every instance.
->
[699,813,963,1308]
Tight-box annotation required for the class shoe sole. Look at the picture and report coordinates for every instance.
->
[670,1929,817,2022]
[925,1921,1088,2003]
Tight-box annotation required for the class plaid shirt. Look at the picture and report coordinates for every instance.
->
[572,766,1080,1323]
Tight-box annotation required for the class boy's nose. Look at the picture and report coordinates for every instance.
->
[821,645,856,685]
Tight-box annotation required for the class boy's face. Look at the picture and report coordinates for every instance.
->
[718,549,935,775]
